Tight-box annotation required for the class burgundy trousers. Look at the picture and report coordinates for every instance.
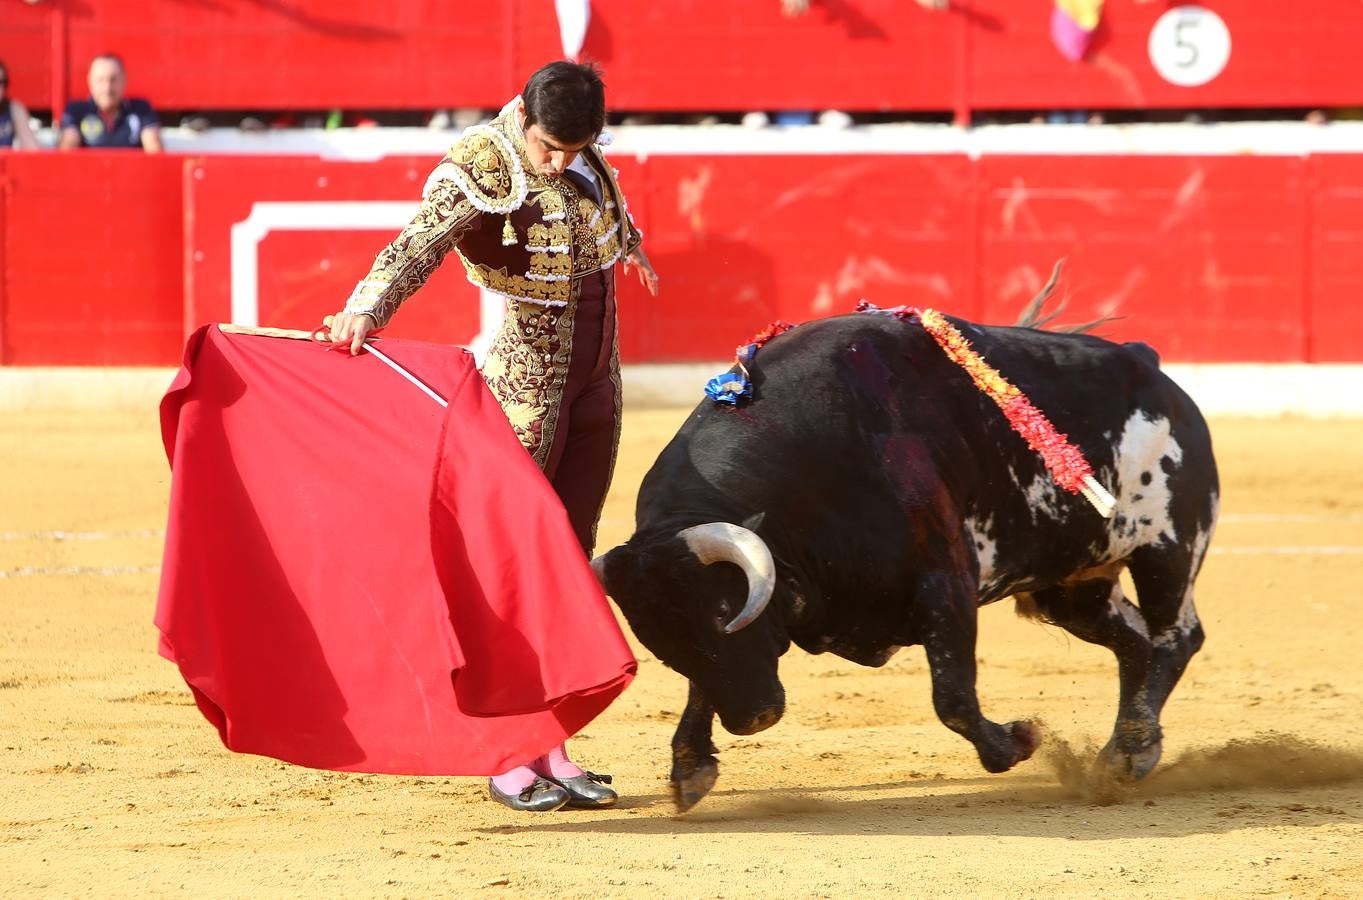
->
[539,268,620,557]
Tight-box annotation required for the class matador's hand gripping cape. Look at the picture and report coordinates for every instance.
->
[155,325,635,775]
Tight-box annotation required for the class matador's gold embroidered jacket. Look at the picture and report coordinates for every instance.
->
[343,99,644,464]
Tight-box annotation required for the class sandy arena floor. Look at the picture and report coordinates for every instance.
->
[3,406,1363,898]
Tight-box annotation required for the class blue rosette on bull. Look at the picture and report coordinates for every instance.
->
[704,322,798,406]
[703,368,751,405]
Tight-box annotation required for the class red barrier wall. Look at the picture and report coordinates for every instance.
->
[60,2,514,113]
[0,3,55,114]
[515,1,962,114]
[969,0,1363,111]
[0,153,184,365]
[974,154,1311,362]
[7,1,1363,116]
[3,151,1363,366]
[616,154,978,361]
[1309,154,1363,362]
[184,156,481,348]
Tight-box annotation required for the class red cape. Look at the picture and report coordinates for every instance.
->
[156,326,635,775]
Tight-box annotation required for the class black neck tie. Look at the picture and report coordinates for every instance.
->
[562,167,602,206]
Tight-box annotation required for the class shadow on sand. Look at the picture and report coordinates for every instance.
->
[475,731,1363,840]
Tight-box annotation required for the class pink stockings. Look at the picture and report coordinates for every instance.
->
[536,742,585,779]
[490,742,586,793]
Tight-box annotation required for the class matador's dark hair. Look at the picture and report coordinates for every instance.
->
[522,60,606,145]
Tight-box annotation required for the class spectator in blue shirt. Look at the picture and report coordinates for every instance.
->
[59,54,163,152]
[0,59,41,150]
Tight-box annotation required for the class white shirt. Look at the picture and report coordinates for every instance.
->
[566,153,600,193]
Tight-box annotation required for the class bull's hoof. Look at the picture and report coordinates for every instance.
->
[976,720,1042,773]
[1098,738,1163,782]
[669,757,718,812]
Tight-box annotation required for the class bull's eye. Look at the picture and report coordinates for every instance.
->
[713,600,732,633]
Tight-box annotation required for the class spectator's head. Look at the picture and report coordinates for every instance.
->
[87,54,126,113]
[0,59,9,101]
[517,61,606,176]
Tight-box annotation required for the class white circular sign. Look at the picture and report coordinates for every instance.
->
[1148,6,1231,87]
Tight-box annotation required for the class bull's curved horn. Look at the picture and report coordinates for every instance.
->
[589,552,610,588]
[677,523,775,634]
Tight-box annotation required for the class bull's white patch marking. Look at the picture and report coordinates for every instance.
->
[1153,495,1214,649]
[1007,467,1024,491]
[1199,491,1220,570]
[963,515,1000,594]
[1154,594,1202,650]
[1107,411,1183,558]
[1108,583,1150,641]
[1005,464,1062,525]
[1023,473,1062,524]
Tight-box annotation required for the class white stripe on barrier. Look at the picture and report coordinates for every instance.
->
[230,201,419,327]
[162,121,1363,161]
[6,364,1363,416]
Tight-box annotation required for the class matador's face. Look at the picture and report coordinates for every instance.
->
[517,100,591,177]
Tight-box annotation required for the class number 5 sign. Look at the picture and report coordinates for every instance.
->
[1148,6,1231,87]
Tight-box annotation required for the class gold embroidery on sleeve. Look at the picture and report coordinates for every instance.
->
[343,184,478,326]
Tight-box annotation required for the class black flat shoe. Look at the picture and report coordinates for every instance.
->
[487,777,570,813]
[547,771,618,809]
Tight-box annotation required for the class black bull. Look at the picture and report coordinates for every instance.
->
[595,313,1219,811]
